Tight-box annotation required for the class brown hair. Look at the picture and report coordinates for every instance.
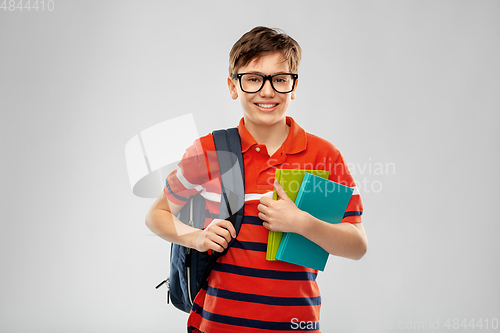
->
[229,26,302,76]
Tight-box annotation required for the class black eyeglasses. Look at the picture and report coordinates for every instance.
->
[231,73,298,93]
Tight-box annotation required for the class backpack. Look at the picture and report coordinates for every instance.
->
[155,128,245,313]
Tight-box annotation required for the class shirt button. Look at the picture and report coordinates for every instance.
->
[255,147,261,152]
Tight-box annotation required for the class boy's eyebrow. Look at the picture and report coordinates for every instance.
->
[244,71,290,75]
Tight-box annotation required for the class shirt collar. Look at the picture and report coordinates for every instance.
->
[237,116,307,155]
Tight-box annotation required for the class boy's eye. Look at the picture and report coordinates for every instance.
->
[273,75,289,83]
[245,75,262,83]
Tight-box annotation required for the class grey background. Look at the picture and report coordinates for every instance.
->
[1,0,499,332]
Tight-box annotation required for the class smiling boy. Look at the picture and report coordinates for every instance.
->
[146,26,366,333]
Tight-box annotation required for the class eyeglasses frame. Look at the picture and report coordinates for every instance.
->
[231,73,299,94]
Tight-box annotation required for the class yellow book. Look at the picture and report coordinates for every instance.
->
[266,169,329,261]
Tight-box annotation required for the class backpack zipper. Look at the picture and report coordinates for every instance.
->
[166,278,170,304]
[186,198,194,306]
[186,261,193,305]
[155,278,170,304]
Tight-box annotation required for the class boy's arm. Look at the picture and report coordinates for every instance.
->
[294,218,367,261]
[258,180,367,260]
[145,192,236,253]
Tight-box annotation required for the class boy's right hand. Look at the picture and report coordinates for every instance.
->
[194,219,236,253]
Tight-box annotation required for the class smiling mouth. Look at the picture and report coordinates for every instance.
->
[256,103,278,109]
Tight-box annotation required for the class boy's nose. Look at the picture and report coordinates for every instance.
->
[259,79,275,97]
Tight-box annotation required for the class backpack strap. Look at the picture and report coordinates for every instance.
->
[199,127,245,284]
[213,128,245,236]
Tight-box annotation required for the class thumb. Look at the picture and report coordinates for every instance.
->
[274,179,291,202]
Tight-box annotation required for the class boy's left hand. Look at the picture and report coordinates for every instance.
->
[258,179,307,234]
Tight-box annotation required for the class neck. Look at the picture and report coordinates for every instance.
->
[244,118,290,155]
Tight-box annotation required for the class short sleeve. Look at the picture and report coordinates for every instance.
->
[163,136,218,205]
[328,151,363,223]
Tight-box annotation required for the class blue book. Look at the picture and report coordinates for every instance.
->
[276,173,354,271]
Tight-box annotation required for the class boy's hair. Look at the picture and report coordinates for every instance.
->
[229,26,302,76]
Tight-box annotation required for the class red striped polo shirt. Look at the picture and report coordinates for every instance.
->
[164,116,363,333]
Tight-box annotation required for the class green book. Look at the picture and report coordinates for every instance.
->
[266,169,329,261]
[275,173,354,271]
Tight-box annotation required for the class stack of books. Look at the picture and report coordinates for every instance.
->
[266,169,354,271]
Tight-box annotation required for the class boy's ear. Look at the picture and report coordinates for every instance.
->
[227,76,238,100]
[291,79,298,100]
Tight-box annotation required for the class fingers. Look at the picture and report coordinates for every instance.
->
[206,232,229,252]
[259,180,290,207]
[257,200,272,224]
[257,202,269,214]
[211,219,236,238]
[273,179,290,201]
[258,211,266,222]
[259,195,272,206]
[203,219,236,252]
[262,220,270,230]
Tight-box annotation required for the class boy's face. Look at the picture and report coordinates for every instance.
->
[227,52,297,130]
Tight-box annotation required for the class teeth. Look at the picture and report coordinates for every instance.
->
[257,104,277,108]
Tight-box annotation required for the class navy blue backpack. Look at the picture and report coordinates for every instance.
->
[156,128,245,313]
